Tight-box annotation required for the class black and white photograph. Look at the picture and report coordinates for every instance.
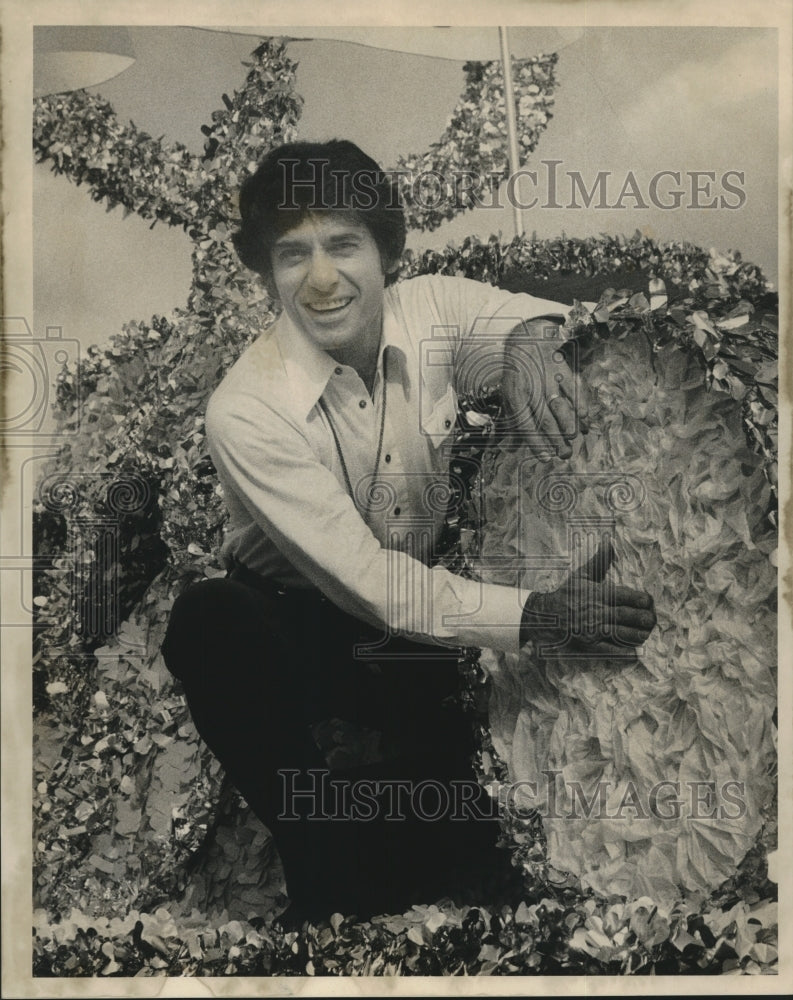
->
[2,1,791,994]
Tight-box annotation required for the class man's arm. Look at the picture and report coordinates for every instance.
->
[419,276,654,655]
[421,276,588,460]
[499,317,587,460]
[206,389,531,656]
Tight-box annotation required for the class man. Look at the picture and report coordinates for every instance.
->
[162,140,657,923]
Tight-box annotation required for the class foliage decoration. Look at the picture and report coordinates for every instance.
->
[406,234,778,508]
[396,54,558,231]
[33,892,778,977]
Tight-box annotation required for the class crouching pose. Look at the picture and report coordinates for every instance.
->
[162,140,657,923]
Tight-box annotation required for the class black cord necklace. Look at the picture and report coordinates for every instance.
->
[319,351,388,523]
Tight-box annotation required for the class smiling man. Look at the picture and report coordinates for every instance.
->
[161,139,657,924]
[271,213,389,385]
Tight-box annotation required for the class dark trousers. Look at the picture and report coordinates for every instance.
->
[161,572,501,918]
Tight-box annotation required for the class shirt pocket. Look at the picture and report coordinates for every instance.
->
[420,383,458,449]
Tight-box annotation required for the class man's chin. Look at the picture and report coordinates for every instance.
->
[308,327,358,354]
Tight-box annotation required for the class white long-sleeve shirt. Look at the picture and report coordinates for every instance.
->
[206,274,569,655]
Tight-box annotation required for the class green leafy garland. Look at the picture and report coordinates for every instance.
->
[33,890,778,976]
[396,55,557,231]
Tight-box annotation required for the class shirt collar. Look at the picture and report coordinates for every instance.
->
[273,308,337,419]
[274,287,409,420]
[381,286,409,368]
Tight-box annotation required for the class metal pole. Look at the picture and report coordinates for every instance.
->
[498,26,524,238]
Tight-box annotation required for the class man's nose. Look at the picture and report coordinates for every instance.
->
[306,250,339,291]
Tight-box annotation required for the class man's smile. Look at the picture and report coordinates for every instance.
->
[303,296,354,315]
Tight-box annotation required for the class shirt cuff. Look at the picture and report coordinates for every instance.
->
[442,578,532,656]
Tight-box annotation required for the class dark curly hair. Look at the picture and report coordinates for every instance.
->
[232,140,406,290]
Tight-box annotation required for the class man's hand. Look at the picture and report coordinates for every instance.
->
[521,540,657,658]
[501,318,589,460]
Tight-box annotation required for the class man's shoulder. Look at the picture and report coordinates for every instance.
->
[392,272,482,296]
[395,272,570,325]
[389,273,520,340]
[392,272,508,309]
[206,327,285,426]
[390,272,483,316]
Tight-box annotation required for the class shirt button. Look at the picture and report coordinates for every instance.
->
[394,507,401,516]
[359,399,367,409]
[334,366,343,375]
[444,419,452,428]
[384,454,391,463]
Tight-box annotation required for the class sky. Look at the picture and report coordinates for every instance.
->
[33,26,779,352]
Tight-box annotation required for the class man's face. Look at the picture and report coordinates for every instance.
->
[270,212,392,363]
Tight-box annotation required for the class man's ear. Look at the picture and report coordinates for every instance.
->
[383,256,400,278]
[261,270,279,301]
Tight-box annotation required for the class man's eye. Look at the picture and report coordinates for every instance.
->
[277,248,305,264]
[333,241,359,253]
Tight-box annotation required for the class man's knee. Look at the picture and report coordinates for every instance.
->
[161,577,266,682]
